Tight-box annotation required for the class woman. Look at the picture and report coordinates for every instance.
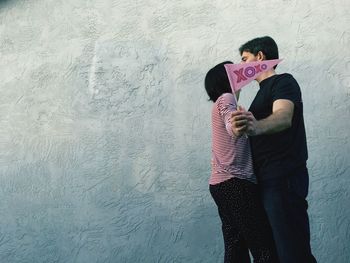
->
[205,61,279,263]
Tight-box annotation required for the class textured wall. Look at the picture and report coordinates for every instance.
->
[0,0,349,262]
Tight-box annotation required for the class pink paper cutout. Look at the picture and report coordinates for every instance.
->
[224,59,282,92]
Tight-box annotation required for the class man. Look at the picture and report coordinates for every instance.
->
[231,36,317,263]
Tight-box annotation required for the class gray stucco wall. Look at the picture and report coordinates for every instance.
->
[0,0,349,262]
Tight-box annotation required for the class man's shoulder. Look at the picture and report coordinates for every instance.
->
[275,73,295,82]
[274,73,300,88]
[262,73,296,89]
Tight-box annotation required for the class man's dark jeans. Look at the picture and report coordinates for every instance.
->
[259,166,317,263]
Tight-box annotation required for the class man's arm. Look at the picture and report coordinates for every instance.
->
[245,99,294,136]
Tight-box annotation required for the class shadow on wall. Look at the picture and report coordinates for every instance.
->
[0,0,13,8]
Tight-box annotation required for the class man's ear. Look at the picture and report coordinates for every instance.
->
[257,51,265,61]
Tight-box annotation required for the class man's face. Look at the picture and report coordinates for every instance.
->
[241,51,260,63]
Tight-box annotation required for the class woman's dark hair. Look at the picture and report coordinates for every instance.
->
[239,36,279,60]
[204,61,233,102]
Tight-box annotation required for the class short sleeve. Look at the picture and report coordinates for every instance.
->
[272,74,301,105]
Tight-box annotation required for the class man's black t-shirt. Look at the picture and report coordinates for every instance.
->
[248,73,308,180]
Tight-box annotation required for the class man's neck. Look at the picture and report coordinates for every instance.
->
[256,69,276,83]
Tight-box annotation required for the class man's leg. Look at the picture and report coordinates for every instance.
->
[259,168,316,263]
[287,167,317,263]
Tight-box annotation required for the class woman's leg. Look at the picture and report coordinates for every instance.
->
[219,208,251,263]
[232,179,279,263]
[210,179,251,263]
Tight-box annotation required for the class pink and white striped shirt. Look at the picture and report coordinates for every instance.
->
[210,93,257,185]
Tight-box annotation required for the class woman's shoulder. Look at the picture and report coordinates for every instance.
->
[215,93,237,112]
[217,93,235,103]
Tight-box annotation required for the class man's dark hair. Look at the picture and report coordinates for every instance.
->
[239,36,279,60]
[205,61,233,102]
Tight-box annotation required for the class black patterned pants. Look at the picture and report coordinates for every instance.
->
[210,177,279,263]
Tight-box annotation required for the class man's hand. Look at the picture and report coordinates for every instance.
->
[244,111,260,136]
[230,107,249,136]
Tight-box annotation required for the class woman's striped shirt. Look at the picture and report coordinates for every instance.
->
[210,93,257,185]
